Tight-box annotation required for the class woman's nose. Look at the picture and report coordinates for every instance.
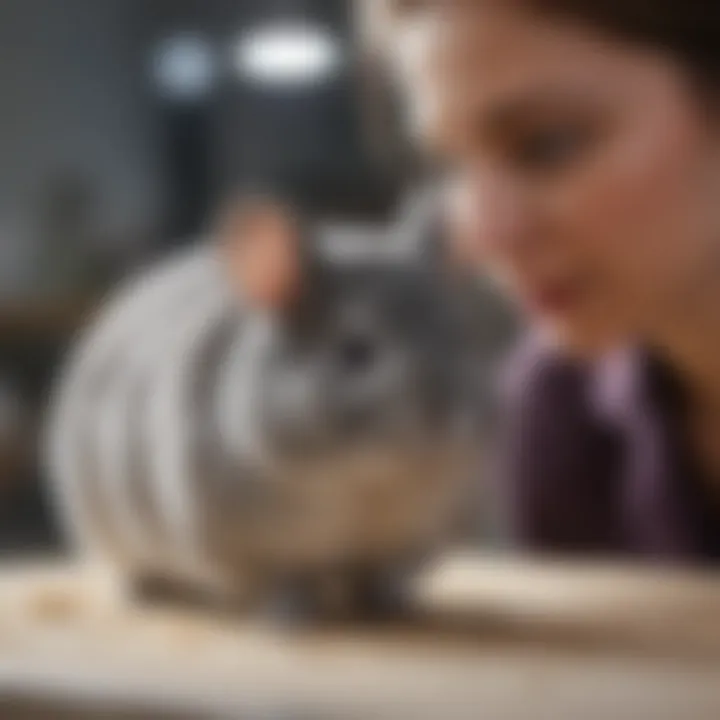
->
[447,172,535,262]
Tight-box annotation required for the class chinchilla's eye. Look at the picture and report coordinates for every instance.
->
[336,332,378,375]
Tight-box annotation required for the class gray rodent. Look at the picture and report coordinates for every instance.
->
[44,192,517,621]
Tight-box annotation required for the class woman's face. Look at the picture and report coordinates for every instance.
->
[394,5,718,355]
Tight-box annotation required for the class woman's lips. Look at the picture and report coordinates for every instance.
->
[524,278,586,316]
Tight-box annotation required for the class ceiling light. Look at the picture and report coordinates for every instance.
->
[233,23,343,88]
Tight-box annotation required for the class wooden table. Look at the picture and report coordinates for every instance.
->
[0,552,718,719]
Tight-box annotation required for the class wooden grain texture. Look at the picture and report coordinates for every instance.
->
[0,552,718,720]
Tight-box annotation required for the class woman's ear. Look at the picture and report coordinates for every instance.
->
[216,194,305,313]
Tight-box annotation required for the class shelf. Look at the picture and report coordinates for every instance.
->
[0,295,98,340]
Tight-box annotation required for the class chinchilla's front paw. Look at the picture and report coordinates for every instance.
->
[344,570,416,625]
[259,574,344,629]
[259,571,412,628]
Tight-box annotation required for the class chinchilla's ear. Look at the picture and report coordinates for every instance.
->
[214,189,312,313]
[395,181,487,284]
[394,182,476,278]
[392,183,445,266]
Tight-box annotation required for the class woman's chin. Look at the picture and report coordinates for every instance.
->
[536,317,626,361]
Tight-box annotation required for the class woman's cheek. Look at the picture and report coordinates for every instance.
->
[551,121,698,314]
[449,213,487,267]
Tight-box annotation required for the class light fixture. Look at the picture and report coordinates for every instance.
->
[151,33,217,102]
[233,22,343,88]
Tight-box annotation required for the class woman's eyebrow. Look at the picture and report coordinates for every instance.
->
[480,86,603,138]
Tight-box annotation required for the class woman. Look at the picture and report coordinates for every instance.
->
[369,1,719,563]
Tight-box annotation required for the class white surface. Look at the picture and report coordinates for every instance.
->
[0,555,718,719]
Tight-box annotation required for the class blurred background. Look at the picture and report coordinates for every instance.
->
[0,0,422,557]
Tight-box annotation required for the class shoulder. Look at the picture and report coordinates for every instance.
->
[499,332,592,423]
[495,333,620,549]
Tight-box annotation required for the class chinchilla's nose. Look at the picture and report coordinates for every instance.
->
[335,331,378,378]
[329,329,406,435]
[332,334,385,434]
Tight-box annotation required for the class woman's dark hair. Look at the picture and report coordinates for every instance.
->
[377,1,717,87]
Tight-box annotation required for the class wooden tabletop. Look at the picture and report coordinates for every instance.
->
[0,552,718,719]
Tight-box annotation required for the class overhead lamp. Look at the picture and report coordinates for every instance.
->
[233,22,343,89]
[151,33,217,102]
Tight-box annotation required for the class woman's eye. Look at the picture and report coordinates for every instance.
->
[513,125,593,172]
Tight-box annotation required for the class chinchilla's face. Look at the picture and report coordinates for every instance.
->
[218,193,505,483]
[249,243,478,470]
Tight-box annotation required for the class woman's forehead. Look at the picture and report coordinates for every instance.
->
[392,5,661,143]
[395,6,600,81]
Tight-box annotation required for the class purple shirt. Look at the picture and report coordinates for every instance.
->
[501,336,720,566]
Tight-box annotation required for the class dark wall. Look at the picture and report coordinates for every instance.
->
[0,0,401,298]
[140,0,400,235]
[0,0,163,299]
[0,0,405,553]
